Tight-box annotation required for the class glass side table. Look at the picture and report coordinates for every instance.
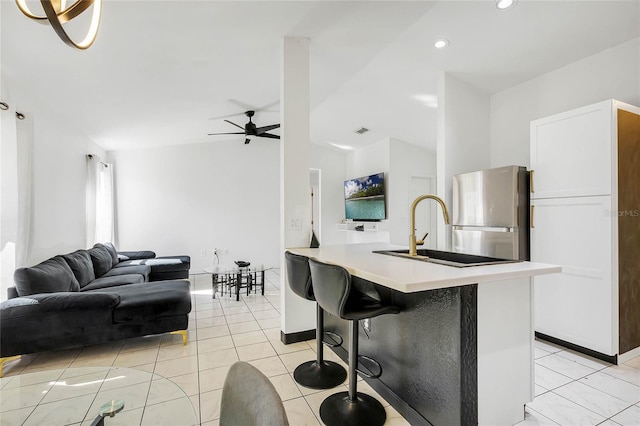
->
[203,264,271,301]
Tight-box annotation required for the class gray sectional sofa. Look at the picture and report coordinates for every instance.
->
[0,243,192,376]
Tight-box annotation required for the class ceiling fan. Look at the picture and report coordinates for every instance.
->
[208,110,280,144]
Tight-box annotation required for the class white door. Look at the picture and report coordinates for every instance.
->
[531,195,615,355]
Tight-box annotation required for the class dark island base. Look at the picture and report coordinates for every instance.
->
[322,282,478,426]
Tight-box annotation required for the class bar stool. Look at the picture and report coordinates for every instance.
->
[284,251,347,389]
[309,258,400,426]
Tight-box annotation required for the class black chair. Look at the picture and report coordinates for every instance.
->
[284,251,347,389]
[309,257,400,426]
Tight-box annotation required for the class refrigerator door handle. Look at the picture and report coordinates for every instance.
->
[530,205,535,228]
[452,225,514,232]
[530,170,535,193]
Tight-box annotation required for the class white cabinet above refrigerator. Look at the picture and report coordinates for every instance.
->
[530,100,613,199]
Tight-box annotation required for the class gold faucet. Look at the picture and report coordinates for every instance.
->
[409,194,451,256]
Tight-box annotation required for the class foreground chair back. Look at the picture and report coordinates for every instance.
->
[220,361,289,426]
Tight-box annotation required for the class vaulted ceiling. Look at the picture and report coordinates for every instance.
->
[2,1,638,152]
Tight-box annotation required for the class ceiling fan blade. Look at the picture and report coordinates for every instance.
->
[255,100,280,112]
[224,120,246,131]
[256,133,280,139]
[227,98,257,111]
[228,99,280,113]
[208,111,246,120]
[256,123,280,134]
[208,132,246,136]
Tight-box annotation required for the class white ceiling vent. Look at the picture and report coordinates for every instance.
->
[354,127,369,134]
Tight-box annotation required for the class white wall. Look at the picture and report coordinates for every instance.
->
[29,111,100,263]
[388,138,437,246]
[437,73,491,248]
[346,138,390,178]
[491,38,640,168]
[110,140,280,272]
[1,73,104,273]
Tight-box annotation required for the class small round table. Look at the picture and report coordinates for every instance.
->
[204,263,271,301]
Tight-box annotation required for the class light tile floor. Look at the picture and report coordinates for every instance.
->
[1,269,639,425]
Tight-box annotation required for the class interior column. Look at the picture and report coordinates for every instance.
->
[280,37,316,339]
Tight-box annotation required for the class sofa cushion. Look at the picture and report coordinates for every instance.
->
[97,280,191,324]
[89,245,114,277]
[115,256,190,273]
[117,250,156,260]
[14,256,80,297]
[103,265,150,281]
[81,274,145,291]
[102,242,119,267]
[61,250,96,288]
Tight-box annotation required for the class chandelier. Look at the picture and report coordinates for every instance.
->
[15,0,102,50]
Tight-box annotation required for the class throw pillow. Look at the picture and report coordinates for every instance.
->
[61,250,96,288]
[14,256,81,296]
[88,245,113,277]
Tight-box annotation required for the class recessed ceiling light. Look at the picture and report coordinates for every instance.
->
[496,0,516,10]
[434,39,449,49]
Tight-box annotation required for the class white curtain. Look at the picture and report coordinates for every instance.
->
[15,112,33,266]
[86,156,115,245]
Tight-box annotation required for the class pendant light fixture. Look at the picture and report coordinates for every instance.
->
[15,0,102,50]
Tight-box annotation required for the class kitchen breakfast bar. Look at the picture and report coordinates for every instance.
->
[287,243,561,426]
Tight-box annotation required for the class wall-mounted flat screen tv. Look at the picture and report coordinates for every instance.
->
[344,172,386,221]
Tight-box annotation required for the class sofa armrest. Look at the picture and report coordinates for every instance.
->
[117,251,156,261]
[1,292,122,358]
[7,286,18,299]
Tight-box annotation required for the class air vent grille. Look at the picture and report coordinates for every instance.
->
[355,127,369,134]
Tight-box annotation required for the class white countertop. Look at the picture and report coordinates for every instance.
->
[287,243,561,293]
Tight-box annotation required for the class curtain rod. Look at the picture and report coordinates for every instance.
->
[86,154,109,167]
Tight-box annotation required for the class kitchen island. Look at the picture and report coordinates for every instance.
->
[287,243,560,426]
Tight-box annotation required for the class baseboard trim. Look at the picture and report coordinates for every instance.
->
[535,332,618,365]
[281,329,315,345]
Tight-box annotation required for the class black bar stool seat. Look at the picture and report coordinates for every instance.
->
[309,257,400,426]
[284,251,347,389]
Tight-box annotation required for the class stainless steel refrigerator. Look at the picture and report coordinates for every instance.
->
[451,165,530,261]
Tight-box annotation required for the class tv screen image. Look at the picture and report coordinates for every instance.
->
[344,172,386,221]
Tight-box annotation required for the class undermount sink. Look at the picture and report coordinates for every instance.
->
[373,249,522,268]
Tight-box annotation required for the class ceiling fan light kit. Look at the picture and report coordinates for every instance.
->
[208,110,280,144]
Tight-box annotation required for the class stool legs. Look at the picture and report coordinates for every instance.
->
[319,319,387,426]
[293,304,347,389]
